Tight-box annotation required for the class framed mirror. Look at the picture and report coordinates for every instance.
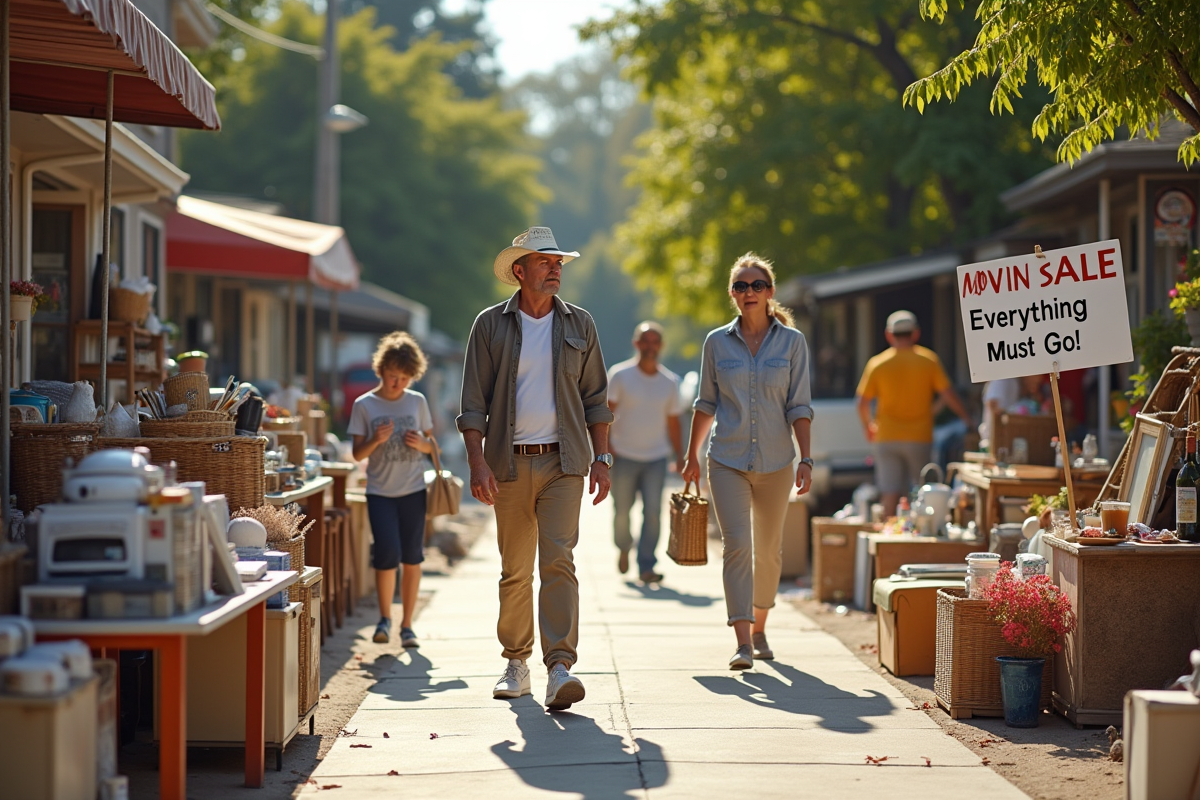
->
[1119,415,1173,524]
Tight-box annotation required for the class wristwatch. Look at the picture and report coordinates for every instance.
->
[594,453,614,468]
[799,457,815,469]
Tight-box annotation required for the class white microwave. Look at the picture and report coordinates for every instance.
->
[38,503,147,582]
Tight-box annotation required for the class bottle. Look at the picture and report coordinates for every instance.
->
[896,496,910,520]
[1177,433,1200,542]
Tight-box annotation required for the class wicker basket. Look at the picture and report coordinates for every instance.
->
[667,481,709,566]
[262,416,301,432]
[95,435,266,511]
[276,431,308,466]
[109,287,151,324]
[274,535,306,601]
[9,422,101,512]
[164,372,210,412]
[993,414,1060,466]
[934,588,1053,719]
[140,412,235,439]
[297,567,323,717]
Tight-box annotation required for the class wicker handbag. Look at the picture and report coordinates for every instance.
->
[425,437,462,518]
[668,480,709,566]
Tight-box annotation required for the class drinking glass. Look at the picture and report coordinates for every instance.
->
[1099,501,1131,536]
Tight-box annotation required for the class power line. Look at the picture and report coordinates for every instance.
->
[206,3,325,59]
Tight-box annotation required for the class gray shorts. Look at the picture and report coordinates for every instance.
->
[873,441,933,495]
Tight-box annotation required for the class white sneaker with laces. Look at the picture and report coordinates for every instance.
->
[545,663,585,710]
[493,659,531,699]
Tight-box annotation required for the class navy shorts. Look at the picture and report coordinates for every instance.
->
[366,490,427,569]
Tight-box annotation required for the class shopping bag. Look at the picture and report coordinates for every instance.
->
[667,480,709,566]
[425,437,463,518]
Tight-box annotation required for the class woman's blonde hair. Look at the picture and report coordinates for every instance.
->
[728,253,795,328]
[372,331,428,380]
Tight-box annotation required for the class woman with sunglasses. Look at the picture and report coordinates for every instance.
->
[681,253,814,669]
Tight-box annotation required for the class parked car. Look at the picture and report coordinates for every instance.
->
[340,363,378,422]
[809,398,872,511]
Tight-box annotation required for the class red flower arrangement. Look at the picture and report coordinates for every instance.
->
[10,279,50,312]
[983,564,1077,658]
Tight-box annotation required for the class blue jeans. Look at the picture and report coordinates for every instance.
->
[611,457,668,574]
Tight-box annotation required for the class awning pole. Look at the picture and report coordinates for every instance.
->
[98,70,114,412]
[305,281,314,394]
[2,0,11,536]
[329,290,339,421]
[287,281,296,388]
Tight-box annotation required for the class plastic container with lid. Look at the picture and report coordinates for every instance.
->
[1,657,69,696]
[965,552,1002,599]
[26,641,93,681]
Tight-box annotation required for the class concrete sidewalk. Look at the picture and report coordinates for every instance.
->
[306,496,1028,799]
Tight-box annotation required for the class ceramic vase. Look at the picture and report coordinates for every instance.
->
[63,381,97,423]
[10,295,32,322]
[1186,308,1200,346]
[996,655,1044,728]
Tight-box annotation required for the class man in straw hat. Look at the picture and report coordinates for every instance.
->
[458,226,614,710]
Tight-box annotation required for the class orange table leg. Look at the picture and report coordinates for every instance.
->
[245,600,266,788]
[159,636,187,800]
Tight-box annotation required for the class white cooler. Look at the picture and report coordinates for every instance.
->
[1124,689,1200,800]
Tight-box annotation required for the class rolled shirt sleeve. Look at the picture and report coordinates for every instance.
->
[692,335,718,417]
[455,312,492,435]
[786,332,816,425]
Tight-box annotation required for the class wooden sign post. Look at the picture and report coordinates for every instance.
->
[1049,364,1078,532]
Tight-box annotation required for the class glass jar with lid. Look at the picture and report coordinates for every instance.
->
[965,552,1002,599]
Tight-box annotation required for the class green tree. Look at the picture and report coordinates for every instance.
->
[179,2,545,335]
[904,0,1200,165]
[584,0,1056,322]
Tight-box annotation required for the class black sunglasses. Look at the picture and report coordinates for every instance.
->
[732,280,772,294]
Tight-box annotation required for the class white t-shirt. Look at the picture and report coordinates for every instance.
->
[514,310,559,445]
[608,359,683,462]
[980,378,1021,444]
[347,389,433,497]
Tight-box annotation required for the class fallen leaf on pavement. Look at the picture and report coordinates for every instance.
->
[321,693,330,699]
[350,744,372,749]
[981,758,991,766]
[922,757,931,767]
[387,770,400,776]
[320,785,342,790]
[383,732,390,738]
[430,733,439,740]
[864,755,895,765]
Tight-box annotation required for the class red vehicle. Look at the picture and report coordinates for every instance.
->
[339,362,378,422]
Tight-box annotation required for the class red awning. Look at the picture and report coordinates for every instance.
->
[11,0,220,130]
[167,196,361,291]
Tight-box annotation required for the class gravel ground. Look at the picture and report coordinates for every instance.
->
[788,593,1124,800]
[124,506,490,800]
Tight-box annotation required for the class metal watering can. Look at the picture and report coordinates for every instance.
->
[916,463,953,535]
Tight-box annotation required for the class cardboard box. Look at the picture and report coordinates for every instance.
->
[812,518,879,603]
[0,676,97,800]
[1124,690,1200,800]
[874,578,963,676]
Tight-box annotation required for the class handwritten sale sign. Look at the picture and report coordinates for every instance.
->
[957,240,1134,383]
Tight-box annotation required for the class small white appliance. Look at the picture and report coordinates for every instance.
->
[38,503,148,582]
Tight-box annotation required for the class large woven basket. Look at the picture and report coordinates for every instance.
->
[262,416,301,432]
[667,481,709,566]
[934,588,1053,719]
[164,372,210,412]
[95,435,266,511]
[109,287,151,324]
[9,422,101,512]
[140,411,235,439]
[297,568,323,717]
[274,535,306,601]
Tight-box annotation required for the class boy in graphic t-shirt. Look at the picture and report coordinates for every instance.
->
[348,331,434,648]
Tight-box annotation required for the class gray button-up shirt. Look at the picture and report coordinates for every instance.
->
[457,292,614,481]
[693,318,815,473]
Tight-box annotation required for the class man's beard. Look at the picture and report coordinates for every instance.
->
[538,279,560,295]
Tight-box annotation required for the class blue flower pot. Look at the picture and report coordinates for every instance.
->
[996,656,1045,728]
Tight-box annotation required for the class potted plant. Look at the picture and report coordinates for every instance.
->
[983,565,1077,727]
[9,280,48,322]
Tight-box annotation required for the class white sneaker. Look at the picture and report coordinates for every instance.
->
[545,663,585,710]
[493,659,531,699]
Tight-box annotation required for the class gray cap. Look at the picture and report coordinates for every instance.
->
[886,310,918,334]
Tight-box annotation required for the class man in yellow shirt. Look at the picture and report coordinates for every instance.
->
[856,310,973,513]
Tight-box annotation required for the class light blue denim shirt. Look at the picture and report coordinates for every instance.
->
[693,317,815,473]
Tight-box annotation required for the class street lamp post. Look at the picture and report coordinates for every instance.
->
[312,0,365,422]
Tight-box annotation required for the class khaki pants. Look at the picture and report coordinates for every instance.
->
[707,457,793,625]
[494,451,585,667]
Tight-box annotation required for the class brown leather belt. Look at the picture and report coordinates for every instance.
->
[513,442,559,456]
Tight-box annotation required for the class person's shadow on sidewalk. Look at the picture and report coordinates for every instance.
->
[491,697,668,799]
[694,659,893,732]
[368,650,468,703]
[624,580,717,607]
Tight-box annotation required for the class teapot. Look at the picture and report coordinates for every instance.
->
[916,463,953,535]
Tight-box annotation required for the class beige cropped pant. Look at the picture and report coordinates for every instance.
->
[493,451,585,668]
[707,457,793,625]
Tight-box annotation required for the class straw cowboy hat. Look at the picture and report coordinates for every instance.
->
[493,227,580,286]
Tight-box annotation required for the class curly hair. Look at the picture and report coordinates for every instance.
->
[371,331,427,380]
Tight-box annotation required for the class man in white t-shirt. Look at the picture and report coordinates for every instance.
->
[608,321,683,583]
[459,227,614,712]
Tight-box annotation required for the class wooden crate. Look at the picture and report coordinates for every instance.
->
[811,518,879,603]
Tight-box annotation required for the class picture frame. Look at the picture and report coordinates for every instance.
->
[1118,414,1173,524]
